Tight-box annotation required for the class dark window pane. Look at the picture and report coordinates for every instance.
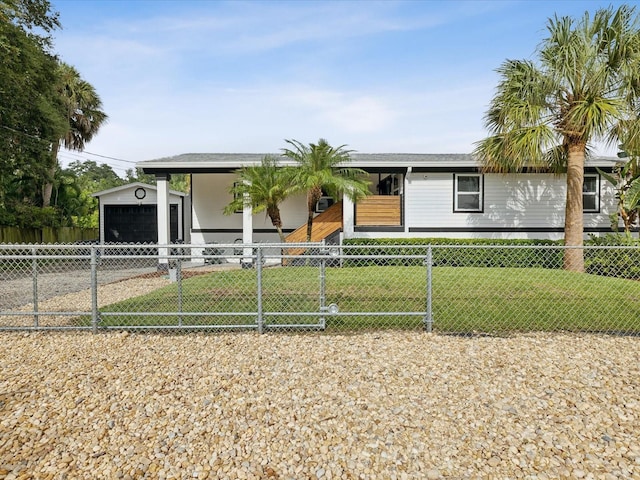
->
[458,176,479,193]
[583,194,597,211]
[458,194,480,210]
[583,177,597,193]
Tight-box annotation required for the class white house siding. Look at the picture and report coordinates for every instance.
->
[191,174,236,244]
[190,171,618,244]
[385,172,616,241]
[191,173,311,245]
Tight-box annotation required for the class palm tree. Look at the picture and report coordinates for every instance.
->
[598,155,640,236]
[44,63,107,207]
[282,138,370,242]
[473,5,640,272]
[223,155,296,243]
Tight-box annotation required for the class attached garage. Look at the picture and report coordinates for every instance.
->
[93,183,189,244]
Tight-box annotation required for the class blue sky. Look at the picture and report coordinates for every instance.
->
[50,0,627,175]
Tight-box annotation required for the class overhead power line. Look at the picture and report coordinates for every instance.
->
[0,124,52,146]
[81,150,138,164]
[2,125,138,165]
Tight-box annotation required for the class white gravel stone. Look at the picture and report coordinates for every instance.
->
[0,332,639,478]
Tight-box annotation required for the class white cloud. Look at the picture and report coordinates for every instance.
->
[75,78,492,165]
[51,0,565,169]
[283,88,396,134]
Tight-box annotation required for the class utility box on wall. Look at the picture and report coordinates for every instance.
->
[93,182,189,244]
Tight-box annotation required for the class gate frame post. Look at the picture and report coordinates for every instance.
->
[319,245,327,329]
[91,246,99,333]
[424,245,433,332]
[256,246,264,334]
[176,244,183,327]
[32,246,39,328]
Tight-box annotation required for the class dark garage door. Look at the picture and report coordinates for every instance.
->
[104,205,178,243]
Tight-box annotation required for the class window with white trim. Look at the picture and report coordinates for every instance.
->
[454,174,483,212]
[583,174,600,212]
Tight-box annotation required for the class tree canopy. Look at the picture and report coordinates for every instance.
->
[224,155,296,243]
[474,5,640,271]
[282,138,370,242]
[0,1,66,221]
[0,0,60,39]
[44,63,108,207]
[0,0,113,228]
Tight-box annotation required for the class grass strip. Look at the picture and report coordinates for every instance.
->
[96,266,640,334]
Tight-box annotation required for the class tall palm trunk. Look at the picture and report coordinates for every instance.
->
[563,141,586,272]
[42,142,60,207]
[267,205,287,243]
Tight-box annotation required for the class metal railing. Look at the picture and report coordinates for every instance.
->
[1,242,639,335]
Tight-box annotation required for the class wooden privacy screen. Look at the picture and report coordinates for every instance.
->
[355,195,402,226]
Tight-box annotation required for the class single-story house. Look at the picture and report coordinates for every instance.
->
[93,182,190,244]
[136,153,621,255]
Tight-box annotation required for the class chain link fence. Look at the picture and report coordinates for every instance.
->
[1,242,639,334]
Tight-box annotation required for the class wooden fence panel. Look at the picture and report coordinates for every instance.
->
[0,227,98,244]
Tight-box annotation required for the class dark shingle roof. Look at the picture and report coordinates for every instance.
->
[137,152,620,172]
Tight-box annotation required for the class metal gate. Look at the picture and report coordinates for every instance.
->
[0,243,432,333]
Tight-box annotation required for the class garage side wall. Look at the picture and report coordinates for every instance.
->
[97,187,184,244]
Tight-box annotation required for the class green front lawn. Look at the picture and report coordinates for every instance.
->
[96,266,640,333]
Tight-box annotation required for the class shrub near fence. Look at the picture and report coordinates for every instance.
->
[0,226,98,244]
[342,238,564,268]
[343,237,640,278]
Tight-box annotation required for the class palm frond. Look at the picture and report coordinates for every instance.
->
[545,144,568,174]
[474,123,557,173]
[623,177,640,210]
[56,62,107,152]
[223,154,293,222]
[565,95,624,141]
[485,60,553,133]
[479,4,640,182]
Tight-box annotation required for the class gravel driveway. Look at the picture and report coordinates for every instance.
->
[0,266,159,310]
[0,263,239,328]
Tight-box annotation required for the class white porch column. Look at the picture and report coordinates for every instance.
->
[242,192,253,265]
[405,167,411,234]
[343,195,354,238]
[156,173,171,269]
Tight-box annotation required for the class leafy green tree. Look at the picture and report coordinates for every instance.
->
[0,0,60,41]
[125,168,156,185]
[45,63,108,207]
[61,160,125,227]
[169,173,190,194]
[125,169,190,193]
[68,160,124,193]
[282,138,370,242]
[0,1,110,229]
[0,0,66,216]
[50,167,84,223]
[223,155,296,242]
[474,5,640,272]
